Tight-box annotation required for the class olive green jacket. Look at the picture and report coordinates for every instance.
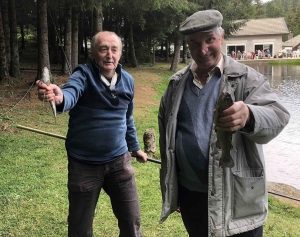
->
[158,55,290,236]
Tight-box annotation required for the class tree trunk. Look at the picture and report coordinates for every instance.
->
[159,41,164,58]
[128,22,138,67]
[84,32,88,60]
[92,6,103,35]
[170,37,182,72]
[20,22,25,49]
[123,21,129,64]
[1,0,10,67]
[48,9,59,64]
[0,4,9,82]
[8,0,20,77]
[78,12,84,58]
[37,0,50,80]
[152,39,155,64]
[182,39,188,64]
[62,0,72,75]
[71,6,79,70]
[165,39,170,62]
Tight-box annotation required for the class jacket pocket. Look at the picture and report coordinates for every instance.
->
[232,169,265,219]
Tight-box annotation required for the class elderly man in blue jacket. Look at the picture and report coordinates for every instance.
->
[37,31,147,237]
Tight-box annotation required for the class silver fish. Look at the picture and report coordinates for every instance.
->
[40,67,56,123]
[214,92,234,168]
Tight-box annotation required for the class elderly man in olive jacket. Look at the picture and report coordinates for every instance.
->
[158,10,290,237]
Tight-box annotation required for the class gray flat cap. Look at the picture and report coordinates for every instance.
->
[179,10,223,35]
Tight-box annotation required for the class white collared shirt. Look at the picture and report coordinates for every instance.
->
[191,55,224,89]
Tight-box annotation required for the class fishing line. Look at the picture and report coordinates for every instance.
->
[1,8,72,119]
[0,80,36,119]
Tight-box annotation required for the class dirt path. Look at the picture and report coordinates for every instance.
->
[126,68,162,115]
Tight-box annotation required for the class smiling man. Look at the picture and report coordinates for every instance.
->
[36,31,147,237]
[158,10,290,237]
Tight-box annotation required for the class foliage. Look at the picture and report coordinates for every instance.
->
[264,0,300,37]
[2,0,298,72]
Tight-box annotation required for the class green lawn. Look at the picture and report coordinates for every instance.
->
[0,62,299,236]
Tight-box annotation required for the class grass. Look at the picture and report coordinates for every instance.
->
[1,62,300,236]
[268,58,300,65]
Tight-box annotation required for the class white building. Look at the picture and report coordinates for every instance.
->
[222,18,289,58]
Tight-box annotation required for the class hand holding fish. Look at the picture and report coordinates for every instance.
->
[215,101,251,132]
[36,67,64,123]
[214,92,252,168]
[36,81,64,105]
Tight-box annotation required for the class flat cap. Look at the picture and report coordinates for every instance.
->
[179,9,223,35]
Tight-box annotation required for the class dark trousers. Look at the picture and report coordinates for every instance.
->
[67,152,142,237]
[179,185,263,237]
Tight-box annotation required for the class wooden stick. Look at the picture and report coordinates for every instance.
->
[16,124,162,164]
[17,125,66,140]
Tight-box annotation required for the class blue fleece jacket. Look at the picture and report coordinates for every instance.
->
[58,62,140,164]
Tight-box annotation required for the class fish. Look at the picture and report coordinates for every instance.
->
[40,67,56,123]
[214,92,235,168]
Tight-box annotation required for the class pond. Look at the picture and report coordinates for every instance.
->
[248,63,300,190]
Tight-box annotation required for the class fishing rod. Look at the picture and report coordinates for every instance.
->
[16,125,162,164]
[16,124,300,202]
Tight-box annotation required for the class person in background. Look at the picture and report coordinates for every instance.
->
[37,31,147,237]
[266,48,271,58]
[158,9,290,237]
[231,50,236,59]
[236,50,242,60]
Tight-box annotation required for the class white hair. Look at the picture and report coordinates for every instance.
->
[215,27,224,37]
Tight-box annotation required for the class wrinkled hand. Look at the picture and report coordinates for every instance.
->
[36,80,64,105]
[216,101,250,131]
[132,150,148,163]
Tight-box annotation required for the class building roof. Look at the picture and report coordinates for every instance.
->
[282,34,300,47]
[232,18,289,36]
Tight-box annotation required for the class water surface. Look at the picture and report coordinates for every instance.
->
[250,64,300,190]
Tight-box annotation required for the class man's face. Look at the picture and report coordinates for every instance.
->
[93,32,122,77]
[186,30,224,73]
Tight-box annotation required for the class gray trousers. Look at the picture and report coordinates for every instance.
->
[67,152,142,237]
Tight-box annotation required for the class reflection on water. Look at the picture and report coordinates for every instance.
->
[249,64,300,189]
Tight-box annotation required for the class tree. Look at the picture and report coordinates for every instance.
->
[16,0,36,50]
[170,36,182,72]
[253,0,265,18]
[93,5,103,34]
[1,0,10,66]
[265,0,284,18]
[71,6,79,70]
[8,0,20,77]
[62,0,72,75]
[0,2,9,82]
[37,0,50,80]
[292,1,300,36]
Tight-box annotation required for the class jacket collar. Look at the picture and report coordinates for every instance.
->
[170,53,247,82]
[222,53,247,78]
